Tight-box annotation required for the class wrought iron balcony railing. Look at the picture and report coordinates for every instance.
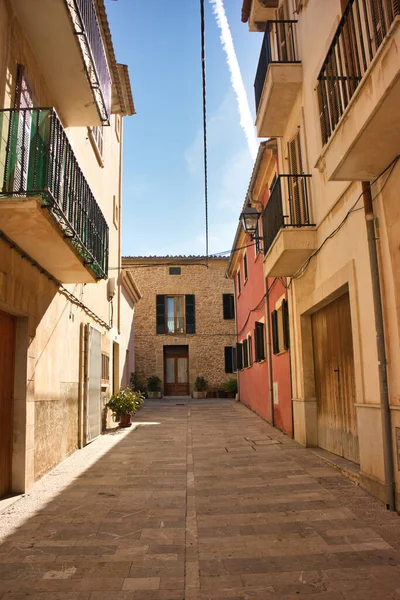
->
[254,20,300,112]
[167,316,185,334]
[0,107,109,279]
[262,174,313,255]
[317,0,399,145]
[70,0,112,123]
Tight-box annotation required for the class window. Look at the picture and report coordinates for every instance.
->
[243,338,249,368]
[169,267,181,275]
[243,253,248,281]
[272,298,290,354]
[101,353,110,381]
[223,294,235,320]
[254,322,266,362]
[166,296,184,333]
[224,346,237,373]
[156,294,196,334]
[115,114,121,141]
[237,270,241,295]
[88,125,104,166]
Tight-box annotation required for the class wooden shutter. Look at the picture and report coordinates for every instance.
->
[156,295,166,334]
[248,335,253,366]
[282,298,290,350]
[317,80,330,145]
[244,254,248,280]
[393,0,400,17]
[236,342,243,370]
[254,327,259,362]
[223,294,234,319]
[233,346,237,372]
[271,310,280,354]
[243,339,248,368]
[225,347,234,373]
[185,294,196,334]
[369,0,387,48]
[288,132,306,225]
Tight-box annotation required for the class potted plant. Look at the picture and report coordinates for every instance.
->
[207,388,216,398]
[193,376,208,399]
[224,378,238,399]
[217,388,226,398]
[147,375,162,399]
[130,371,146,394]
[106,387,144,427]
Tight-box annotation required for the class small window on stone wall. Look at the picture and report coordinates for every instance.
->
[169,267,181,275]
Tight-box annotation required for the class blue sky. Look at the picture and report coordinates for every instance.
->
[106,0,262,257]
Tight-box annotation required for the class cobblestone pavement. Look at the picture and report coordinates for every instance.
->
[1,399,400,600]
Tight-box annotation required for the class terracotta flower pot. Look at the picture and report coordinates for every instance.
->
[193,391,207,399]
[119,414,132,428]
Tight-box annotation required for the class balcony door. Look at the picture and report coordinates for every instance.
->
[288,131,307,225]
[164,345,189,396]
[167,295,184,334]
[10,66,34,193]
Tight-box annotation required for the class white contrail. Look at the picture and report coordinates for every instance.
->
[209,0,258,160]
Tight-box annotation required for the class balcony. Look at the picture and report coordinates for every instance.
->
[12,0,111,126]
[317,0,400,181]
[0,108,109,283]
[167,317,185,335]
[262,175,316,276]
[254,20,302,137]
[247,0,279,32]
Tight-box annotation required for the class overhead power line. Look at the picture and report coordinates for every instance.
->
[200,0,209,263]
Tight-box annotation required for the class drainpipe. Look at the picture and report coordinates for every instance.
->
[265,279,274,427]
[362,181,395,511]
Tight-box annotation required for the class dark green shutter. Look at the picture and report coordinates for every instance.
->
[271,310,279,354]
[156,295,166,334]
[223,294,230,319]
[282,298,290,350]
[185,294,196,334]
[236,342,243,370]
[233,346,237,372]
[224,347,234,373]
[254,327,259,362]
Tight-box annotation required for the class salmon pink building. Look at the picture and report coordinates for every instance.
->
[228,141,292,436]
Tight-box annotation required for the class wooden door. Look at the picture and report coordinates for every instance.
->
[312,293,359,463]
[164,346,189,396]
[0,311,16,497]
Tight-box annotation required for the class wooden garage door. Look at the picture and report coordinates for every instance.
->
[0,311,16,497]
[312,293,359,463]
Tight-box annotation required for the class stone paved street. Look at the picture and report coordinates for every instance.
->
[1,399,400,600]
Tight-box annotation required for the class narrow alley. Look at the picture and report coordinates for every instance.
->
[1,399,400,600]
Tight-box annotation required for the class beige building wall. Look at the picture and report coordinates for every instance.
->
[0,0,134,490]
[250,0,400,504]
[123,258,236,394]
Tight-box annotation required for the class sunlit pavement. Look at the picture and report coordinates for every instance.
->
[1,398,400,600]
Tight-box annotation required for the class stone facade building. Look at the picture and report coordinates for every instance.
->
[0,0,134,498]
[122,257,236,396]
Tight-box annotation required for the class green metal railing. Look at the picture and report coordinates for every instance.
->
[0,107,108,279]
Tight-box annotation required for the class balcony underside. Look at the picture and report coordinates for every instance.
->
[264,227,317,277]
[248,1,278,32]
[12,0,105,127]
[324,18,400,182]
[255,63,302,138]
[0,196,98,283]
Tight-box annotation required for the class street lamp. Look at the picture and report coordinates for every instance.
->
[240,203,261,238]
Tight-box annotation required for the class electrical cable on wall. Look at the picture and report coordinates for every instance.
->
[200,0,209,263]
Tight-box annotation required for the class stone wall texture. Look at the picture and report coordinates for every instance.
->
[125,259,236,393]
